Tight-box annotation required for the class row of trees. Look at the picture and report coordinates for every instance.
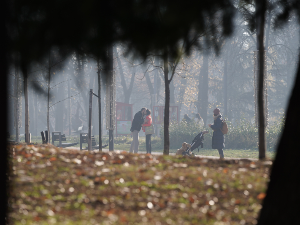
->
[9,19,297,143]
[8,8,298,147]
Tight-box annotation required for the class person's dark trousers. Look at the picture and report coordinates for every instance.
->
[217,149,224,158]
[146,134,152,154]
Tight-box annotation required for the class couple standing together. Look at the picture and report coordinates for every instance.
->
[130,108,153,154]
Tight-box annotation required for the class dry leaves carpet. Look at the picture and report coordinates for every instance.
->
[8,144,272,225]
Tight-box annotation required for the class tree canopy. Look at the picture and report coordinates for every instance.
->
[8,0,235,73]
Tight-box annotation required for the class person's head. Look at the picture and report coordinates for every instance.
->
[213,108,220,116]
[146,109,151,116]
[141,108,147,115]
[195,113,202,120]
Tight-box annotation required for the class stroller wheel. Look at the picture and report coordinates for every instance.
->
[182,151,188,156]
[182,151,194,157]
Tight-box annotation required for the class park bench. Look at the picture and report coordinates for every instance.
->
[53,131,78,147]
[52,131,66,147]
[51,131,78,147]
[40,131,77,147]
[80,133,96,150]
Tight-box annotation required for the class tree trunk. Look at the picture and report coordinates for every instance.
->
[114,47,126,100]
[88,89,93,151]
[256,0,267,160]
[200,55,209,126]
[68,75,71,136]
[23,68,30,144]
[124,66,136,104]
[257,51,300,225]
[97,59,102,151]
[29,88,35,136]
[223,58,228,118]
[47,67,51,143]
[1,1,9,219]
[170,80,175,104]
[77,53,88,124]
[145,71,154,109]
[163,54,170,155]
[14,66,20,142]
[106,46,115,151]
[154,57,161,105]
[90,72,96,134]
[157,69,163,105]
[93,76,99,135]
[34,89,38,136]
[114,46,135,104]
[265,10,271,52]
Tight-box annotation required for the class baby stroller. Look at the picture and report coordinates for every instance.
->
[182,131,209,157]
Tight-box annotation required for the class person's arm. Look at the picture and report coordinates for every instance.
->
[130,125,134,132]
[210,118,222,130]
[143,116,152,127]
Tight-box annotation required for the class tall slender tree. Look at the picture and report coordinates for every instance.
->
[114,46,136,104]
[97,59,103,151]
[44,50,65,142]
[105,46,115,151]
[163,53,170,154]
[199,54,209,126]
[256,0,267,160]
[14,66,21,142]
[256,0,300,223]
[21,64,30,144]
[223,49,228,118]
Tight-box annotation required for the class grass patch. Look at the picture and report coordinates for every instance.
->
[113,142,275,159]
[9,144,272,224]
[14,135,276,160]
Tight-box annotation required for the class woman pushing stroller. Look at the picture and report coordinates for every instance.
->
[208,108,225,159]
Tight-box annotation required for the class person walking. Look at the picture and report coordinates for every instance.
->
[142,109,153,154]
[183,114,192,123]
[130,108,146,153]
[208,108,225,159]
[195,113,204,127]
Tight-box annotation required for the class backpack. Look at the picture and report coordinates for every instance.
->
[220,120,228,134]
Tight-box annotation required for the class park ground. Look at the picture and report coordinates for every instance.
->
[22,135,276,159]
[8,143,273,225]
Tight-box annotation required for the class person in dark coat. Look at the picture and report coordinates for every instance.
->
[183,114,192,123]
[130,108,146,153]
[208,108,225,159]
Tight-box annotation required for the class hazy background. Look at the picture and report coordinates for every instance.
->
[7,12,299,139]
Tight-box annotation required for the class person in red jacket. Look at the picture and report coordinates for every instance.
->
[142,109,153,154]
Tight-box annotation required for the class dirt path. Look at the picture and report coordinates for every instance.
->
[65,147,259,161]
